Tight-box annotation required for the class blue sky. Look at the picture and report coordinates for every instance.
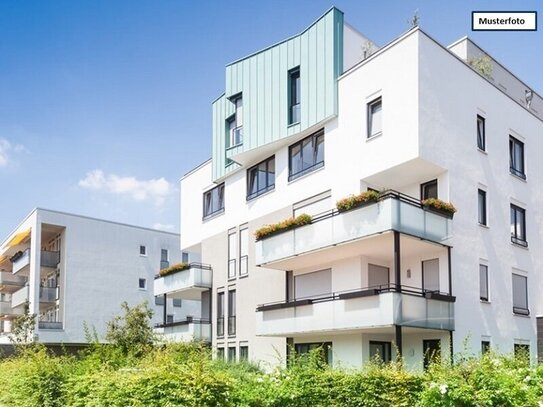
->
[0,0,541,237]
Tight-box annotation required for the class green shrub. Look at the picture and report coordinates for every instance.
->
[254,213,312,241]
[159,262,191,277]
[336,190,381,212]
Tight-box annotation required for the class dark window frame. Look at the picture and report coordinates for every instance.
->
[228,346,236,362]
[294,341,333,365]
[477,115,486,151]
[217,292,225,337]
[228,289,236,336]
[510,204,527,247]
[203,183,225,219]
[481,340,491,354]
[479,264,489,301]
[239,345,249,361]
[369,340,392,363]
[478,189,487,225]
[288,67,301,125]
[288,129,325,181]
[367,97,383,138]
[509,136,526,179]
[239,227,249,277]
[420,179,438,200]
[246,155,275,200]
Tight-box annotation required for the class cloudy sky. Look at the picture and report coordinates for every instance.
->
[0,0,541,237]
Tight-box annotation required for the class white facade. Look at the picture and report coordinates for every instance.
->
[0,208,200,345]
[178,12,543,369]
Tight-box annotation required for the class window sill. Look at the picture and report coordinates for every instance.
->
[202,209,225,222]
[511,241,529,250]
[510,172,527,182]
[513,311,530,318]
[227,277,237,282]
[238,274,249,280]
[287,121,301,128]
[366,132,383,141]
[477,148,488,155]
[480,299,491,304]
[288,164,325,184]
[478,223,489,229]
[226,143,243,151]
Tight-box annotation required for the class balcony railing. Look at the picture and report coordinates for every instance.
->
[38,321,63,330]
[0,300,23,316]
[255,191,452,267]
[154,318,211,342]
[154,263,212,298]
[0,271,26,292]
[11,286,58,308]
[12,249,60,274]
[256,284,455,337]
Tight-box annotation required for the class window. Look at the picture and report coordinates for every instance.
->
[421,179,438,200]
[481,340,491,354]
[217,292,225,337]
[166,314,174,324]
[228,289,236,336]
[203,183,225,219]
[138,278,147,290]
[228,230,236,279]
[369,341,392,363]
[139,245,146,256]
[288,129,324,181]
[155,296,165,306]
[239,227,248,276]
[367,97,382,138]
[173,299,182,308]
[247,156,275,200]
[227,95,243,148]
[509,136,526,179]
[478,189,487,225]
[294,269,331,299]
[160,249,169,269]
[480,264,489,301]
[512,273,529,315]
[216,347,225,360]
[368,264,390,289]
[289,67,301,124]
[182,252,189,263]
[514,343,530,360]
[294,342,332,365]
[423,339,441,370]
[239,345,249,361]
[228,346,236,362]
[477,115,486,151]
[422,259,440,293]
[510,204,527,246]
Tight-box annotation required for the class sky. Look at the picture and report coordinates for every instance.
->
[0,0,541,238]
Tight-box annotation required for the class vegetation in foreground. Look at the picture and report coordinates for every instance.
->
[1,303,542,406]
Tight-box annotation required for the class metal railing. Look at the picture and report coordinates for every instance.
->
[239,255,248,276]
[228,259,236,279]
[154,317,211,329]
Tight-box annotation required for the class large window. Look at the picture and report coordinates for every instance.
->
[289,67,301,124]
[228,230,236,279]
[294,342,332,365]
[228,289,236,336]
[512,273,529,315]
[239,227,248,276]
[203,183,225,219]
[509,136,525,179]
[421,179,438,200]
[367,97,382,138]
[217,292,225,337]
[479,264,489,301]
[369,341,392,363]
[510,204,527,246]
[227,95,243,148]
[478,189,487,225]
[288,130,324,181]
[481,340,491,354]
[228,346,236,362]
[239,345,249,361]
[477,115,486,151]
[247,156,275,200]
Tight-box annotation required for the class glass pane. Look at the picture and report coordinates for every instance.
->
[478,190,486,224]
[258,162,267,190]
[511,207,516,236]
[228,290,236,316]
[228,232,236,260]
[236,97,243,126]
[370,101,382,135]
[302,138,313,169]
[315,134,324,164]
[517,209,525,240]
[240,228,248,256]
[249,168,258,195]
[422,259,440,292]
[218,185,224,210]
[217,293,224,317]
[267,157,275,186]
[479,265,488,300]
[477,117,485,149]
[290,144,302,175]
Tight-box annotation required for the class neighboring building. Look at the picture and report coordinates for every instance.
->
[0,208,201,347]
[174,7,543,369]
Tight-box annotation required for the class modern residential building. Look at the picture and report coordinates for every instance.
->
[0,208,202,347]
[176,7,543,369]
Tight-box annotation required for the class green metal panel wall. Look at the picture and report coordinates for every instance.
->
[212,7,344,181]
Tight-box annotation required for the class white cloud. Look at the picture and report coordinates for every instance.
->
[79,169,172,206]
[152,223,175,231]
[0,138,25,167]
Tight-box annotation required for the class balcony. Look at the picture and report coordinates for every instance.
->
[154,263,212,300]
[12,249,60,275]
[11,286,58,309]
[0,271,26,293]
[0,300,23,316]
[256,285,455,337]
[155,318,211,342]
[255,191,452,269]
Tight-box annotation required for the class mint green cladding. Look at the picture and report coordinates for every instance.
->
[212,7,344,181]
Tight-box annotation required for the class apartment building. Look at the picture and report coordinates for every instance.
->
[175,7,543,369]
[0,208,201,347]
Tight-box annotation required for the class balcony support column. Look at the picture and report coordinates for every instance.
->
[395,325,403,359]
[28,218,42,333]
[394,231,401,291]
[447,246,452,295]
[163,294,167,325]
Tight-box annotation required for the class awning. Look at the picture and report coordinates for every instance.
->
[6,229,31,248]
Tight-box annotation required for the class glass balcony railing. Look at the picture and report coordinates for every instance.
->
[154,318,211,342]
[12,249,60,274]
[11,286,58,308]
[154,263,212,298]
[255,191,453,267]
[256,284,455,337]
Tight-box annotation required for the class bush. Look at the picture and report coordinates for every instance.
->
[159,262,191,277]
[336,190,381,212]
[254,213,312,241]
[421,198,457,217]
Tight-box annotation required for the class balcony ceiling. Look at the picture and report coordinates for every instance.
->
[364,158,445,190]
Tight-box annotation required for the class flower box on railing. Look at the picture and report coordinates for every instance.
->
[421,198,457,219]
[336,190,381,212]
[254,214,312,241]
[158,262,190,277]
